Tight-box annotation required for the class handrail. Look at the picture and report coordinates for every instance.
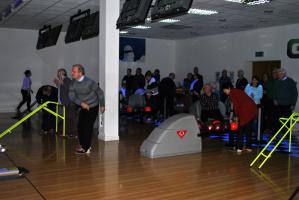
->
[0,101,65,139]
[250,112,299,169]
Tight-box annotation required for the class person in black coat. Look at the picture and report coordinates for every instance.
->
[36,85,58,134]
[159,73,176,118]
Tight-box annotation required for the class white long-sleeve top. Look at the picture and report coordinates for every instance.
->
[245,84,263,105]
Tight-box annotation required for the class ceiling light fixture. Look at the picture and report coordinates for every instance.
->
[132,25,151,29]
[225,0,271,5]
[120,30,128,34]
[188,8,218,15]
[159,19,180,23]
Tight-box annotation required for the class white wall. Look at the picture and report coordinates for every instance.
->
[175,23,299,111]
[0,28,176,112]
[119,38,176,81]
[0,27,99,112]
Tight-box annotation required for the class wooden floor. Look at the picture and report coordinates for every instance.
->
[0,113,299,200]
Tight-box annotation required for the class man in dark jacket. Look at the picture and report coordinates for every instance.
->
[272,68,298,133]
[223,83,258,154]
[36,85,58,134]
[158,73,176,118]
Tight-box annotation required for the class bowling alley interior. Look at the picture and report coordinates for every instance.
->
[1,0,299,199]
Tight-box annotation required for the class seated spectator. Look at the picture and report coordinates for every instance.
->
[36,85,58,134]
[199,84,224,123]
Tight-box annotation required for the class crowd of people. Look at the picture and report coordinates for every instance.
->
[121,66,298,154]
[14,65,298,155]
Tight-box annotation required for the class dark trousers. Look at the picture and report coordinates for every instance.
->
[42,105,56,131]
[17,89,31,111]
[273,105,292,134]
[78,106,99,151]
[200,109,224,123]
[65,104,78,136]
[237,120,253,150]
[159,95,175,118]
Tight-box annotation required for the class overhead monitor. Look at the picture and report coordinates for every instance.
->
[117,0,153,30]
[36,25,51,50]
[45,25,62,47]
[65,9,90,44]
[82,11,99,40]
[151,0,193,21]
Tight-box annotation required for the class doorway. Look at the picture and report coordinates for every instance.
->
[252,60,281,80]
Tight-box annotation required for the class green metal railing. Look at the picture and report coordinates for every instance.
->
[250,112,299,169]
[0,101,65,139]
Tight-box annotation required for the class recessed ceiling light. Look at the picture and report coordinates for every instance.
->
[159,19,180,23]
[132,25,151,29]
[120,31,128,34]
[225,0,271,5]
[188,8,218,15]
[224,0,242,3]
[247,0,270,5]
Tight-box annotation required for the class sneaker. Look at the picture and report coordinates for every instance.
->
[76,148,88,154]
[244,148,252,153]
[236,149,242,154]
[86,148,91,154]
[228,146,236,151]
[76,147,91,154]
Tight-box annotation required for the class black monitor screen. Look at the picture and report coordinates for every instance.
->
[117,0,152,29]
[151,0,193,21]
[65,18,85,43]
[45,25,62,47]
[82,11,99,40]
[36,26,51,50]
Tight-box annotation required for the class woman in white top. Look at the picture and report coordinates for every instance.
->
[245,76,263,105]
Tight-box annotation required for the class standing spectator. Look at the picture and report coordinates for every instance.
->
[261,73,272,132]
[16,70,32,115]
[193,66,204,91]
[245,76,263,105]
[222,83,258,154]
[54,68,77,138]
[153,69,161,83]
[183,73,193,93]
[145,71,159,121]
[190,74,203,102]
[36,85,58,134]
[219,69,232,103]
[235,70,248,90]
[245,76,263,138]
[133,67,145,91]
[69,64,105,154]
[122,68,134,97]
[272,68,298,133]
[158,73,176,118]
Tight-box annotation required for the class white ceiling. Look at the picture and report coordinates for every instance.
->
[0,0,299,40]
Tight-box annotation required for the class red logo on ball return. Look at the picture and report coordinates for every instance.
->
[176,129,188,139]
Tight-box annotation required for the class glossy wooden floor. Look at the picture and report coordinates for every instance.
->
[0,114,299,200]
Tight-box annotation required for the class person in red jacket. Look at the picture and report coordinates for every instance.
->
[222,83,258,153]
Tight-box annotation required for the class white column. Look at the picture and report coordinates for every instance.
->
[98,0,119,141]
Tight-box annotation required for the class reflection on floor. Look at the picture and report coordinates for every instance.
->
[0,114,298,200]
